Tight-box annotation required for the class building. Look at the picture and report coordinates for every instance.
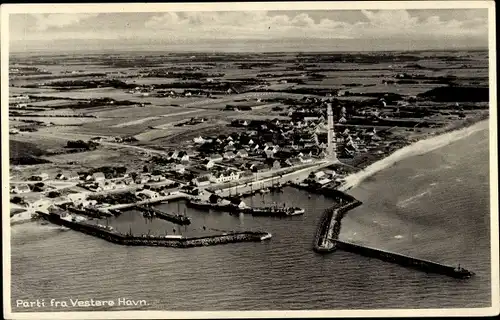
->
[209,171,241,184]
[223,151,236,159]
[175,164,186,174]
[201,159,215,169]
[299,155,313,163]
[167,150,179,160]
[58,171,79,181]
[193,136,205,144]
[136,189,159,199]
[264,150,275,159]
[207,154,223,162]
[192,175,211,187]
[11,184,31,194]
[326,103,337,160]
[92,172,106,182]
[236,149,249,158]
[31,173,49,181]
[285,158,302,167]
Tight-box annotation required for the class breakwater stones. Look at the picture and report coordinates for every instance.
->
[40,212,271,248]
[312,190,363,253]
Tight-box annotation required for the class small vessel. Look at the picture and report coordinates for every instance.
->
[260,233,272,241]
[59,226,70,231]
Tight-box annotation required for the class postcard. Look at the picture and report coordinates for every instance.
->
[2,1,498,319]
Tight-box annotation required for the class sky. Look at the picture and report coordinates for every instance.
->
[8,9,490,52]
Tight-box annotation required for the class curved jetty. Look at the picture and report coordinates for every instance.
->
[311,189,475,279]
[37,211,272,248]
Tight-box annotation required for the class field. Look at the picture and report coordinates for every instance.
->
[9,50,489,180]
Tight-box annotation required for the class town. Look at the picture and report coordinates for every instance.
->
[9,51,489,241]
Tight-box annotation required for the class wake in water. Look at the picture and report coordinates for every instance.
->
[339,120,488,191]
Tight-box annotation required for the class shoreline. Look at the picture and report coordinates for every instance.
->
[339,118,489,192]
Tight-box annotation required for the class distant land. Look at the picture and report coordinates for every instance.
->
[9,38,488,54]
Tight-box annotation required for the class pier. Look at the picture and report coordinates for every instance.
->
[135,205,191,225]
[37,211,272,248]
[312,189,475,279]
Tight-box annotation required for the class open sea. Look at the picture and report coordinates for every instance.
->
[10,124,491,311]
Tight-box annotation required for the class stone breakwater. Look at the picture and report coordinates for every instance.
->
[312,190,363,252]
[39,212,271,248]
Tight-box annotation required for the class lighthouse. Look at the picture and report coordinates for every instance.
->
[326,103,337,160]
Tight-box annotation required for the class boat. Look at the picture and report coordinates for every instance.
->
[250,206,305,217]
[259,188,270,194]
[260,233,272,241]
[59,226,70,231]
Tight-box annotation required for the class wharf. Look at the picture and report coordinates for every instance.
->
[98,193,190,212]
[135,205,191,225]
[37,211,272,248]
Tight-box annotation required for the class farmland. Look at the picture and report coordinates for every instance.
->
[9,50,489,180]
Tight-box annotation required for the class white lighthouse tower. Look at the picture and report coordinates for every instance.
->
[326,103,337,160]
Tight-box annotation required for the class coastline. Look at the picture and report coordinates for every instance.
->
[339,118,489,192]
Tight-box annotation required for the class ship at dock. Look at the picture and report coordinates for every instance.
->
[186,199,305,217]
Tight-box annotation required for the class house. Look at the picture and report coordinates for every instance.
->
[236,149,248,158]
[207,154,223,162]
[201,159,215,170]
[136,189,159,199]
[299,155,313,163]
[251,164,269,173]
[186,149,197,157]
[123,177,135,185]
[92,172,106,182]
[223,151,236,159]
[192,175,211,187]
[180,154,190,162]
[264,150,275,159]
[167,150,179,160]
[100,181,116,191]
[149,175,164,182]
[11,184,31,194]
[60,171,79,181]
[272,160,281,170]
[193,136,205,144]
[29,199,52,211]
[31,173,49,181]
[209,171,241,184]
[175,164,186,174]
[317,177,332,185]
[285,158,303,167]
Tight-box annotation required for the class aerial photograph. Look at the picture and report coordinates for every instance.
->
[3,2,497,318]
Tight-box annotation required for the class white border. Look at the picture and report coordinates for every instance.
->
[2,2,499,319]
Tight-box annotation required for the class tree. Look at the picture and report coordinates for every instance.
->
[143,165,149,173]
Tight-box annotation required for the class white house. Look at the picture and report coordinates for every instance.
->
[299,155,313,164]
[192,176,211,187]
[11,184,31,194]
[209,171,241,184]
[136,189,159,199]
[236,149,248,158]
[92,172,105,182]
[208,154,223,162]
[193,136,205,144]
[202,160,215,170]
[223,151,236,159]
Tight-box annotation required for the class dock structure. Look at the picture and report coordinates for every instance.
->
[37,211,272,248]
[312,189,475,279]
[135,205,191,225]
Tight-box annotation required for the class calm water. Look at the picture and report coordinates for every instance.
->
[10,126,491,311]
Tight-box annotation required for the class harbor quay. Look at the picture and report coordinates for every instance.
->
[37,210,272,248]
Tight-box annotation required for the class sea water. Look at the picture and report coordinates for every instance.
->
[10,124,491,311]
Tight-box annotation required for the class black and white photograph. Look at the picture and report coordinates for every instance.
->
[2,2,498,319]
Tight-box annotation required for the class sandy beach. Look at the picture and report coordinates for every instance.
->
[339,119,489,191]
